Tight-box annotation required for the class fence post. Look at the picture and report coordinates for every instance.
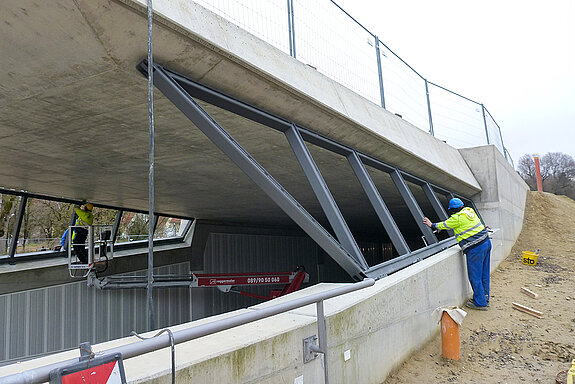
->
[425,79,434,136]
[481,104,490,145]
[287,0,296,58]
[374,35,386,109]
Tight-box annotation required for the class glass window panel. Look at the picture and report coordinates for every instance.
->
[12,198,75,254]
[117,212,149,243]
[153,217,191,239]
[0,193,23,256]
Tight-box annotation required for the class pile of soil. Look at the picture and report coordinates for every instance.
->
[385,191,575,384]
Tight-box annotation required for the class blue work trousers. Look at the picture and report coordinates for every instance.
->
[465,239,492,307]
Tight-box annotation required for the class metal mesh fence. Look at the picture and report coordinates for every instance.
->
[291,0,380,104]
[483,107,505,155]
[193,0,290,54]
[191,0,512,165]
[378,43,430,131]
[427,83,486,149]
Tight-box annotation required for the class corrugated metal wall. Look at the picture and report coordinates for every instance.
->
[198,233,319,318]
[0,233,320,363]
[0,262,192,363]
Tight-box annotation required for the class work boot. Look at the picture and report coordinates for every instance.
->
[466,300,488,311]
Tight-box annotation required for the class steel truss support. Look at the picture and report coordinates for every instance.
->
[149,64,365,280]
[285,125,368,269]
[136,61,477,281]
[423,183,454,237]
[347,152,410,256]
[390,170,438,246]
[364,237,457,279]
[422,183,448,221]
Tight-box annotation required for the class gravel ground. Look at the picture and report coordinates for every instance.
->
[384,191,575,384]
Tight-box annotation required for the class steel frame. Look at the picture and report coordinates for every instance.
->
[346,152,410,256]
[138,61,475,280]
[285,125,368,269]
[150,64,365,280]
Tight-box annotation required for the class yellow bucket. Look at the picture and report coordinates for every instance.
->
[522,250,539,266]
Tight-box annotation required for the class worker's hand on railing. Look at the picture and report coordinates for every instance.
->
[422,217,432,228]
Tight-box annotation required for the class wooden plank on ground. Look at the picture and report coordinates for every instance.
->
[512,302,544,318]
[521,286,539,299]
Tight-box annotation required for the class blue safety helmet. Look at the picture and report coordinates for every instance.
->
[448,198,464,209]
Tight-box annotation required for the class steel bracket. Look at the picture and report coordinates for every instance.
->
[303,335,323,363]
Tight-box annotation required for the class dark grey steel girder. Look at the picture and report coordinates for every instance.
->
[389,170,438,245]
[422,183,448,221]
[347,151,410,255]
[364,237,457,279]
[423,183,454,236]
[133,61,477,281]
[285,125,368,269]
[151,65,365,279]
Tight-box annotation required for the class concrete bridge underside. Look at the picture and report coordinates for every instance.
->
[1,0,480,225]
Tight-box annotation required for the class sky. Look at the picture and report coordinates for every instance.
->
[333,0,575,166]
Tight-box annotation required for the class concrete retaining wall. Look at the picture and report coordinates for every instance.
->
[460,145,529,266]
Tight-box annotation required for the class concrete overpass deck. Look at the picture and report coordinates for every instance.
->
[1,0,479,223]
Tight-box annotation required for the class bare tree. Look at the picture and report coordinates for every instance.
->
[517,152,575,199]
[517,154,538,190]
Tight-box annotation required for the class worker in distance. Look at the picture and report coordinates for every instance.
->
[72,203,94,263]
[423,198,491,310]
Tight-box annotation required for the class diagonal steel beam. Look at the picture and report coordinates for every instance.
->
[365,237,457,279]
[422,183,448,221]
[422,183,454,237]
[285,125,368,269]
[390,170,438,245]
[149,63,365,279]
[347,152,410,256]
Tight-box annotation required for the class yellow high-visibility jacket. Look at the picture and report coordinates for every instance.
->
[432,207,488,252]
[75,207,94,226]
[71,207,94,243]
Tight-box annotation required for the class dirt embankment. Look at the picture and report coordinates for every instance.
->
[385,191,575,384]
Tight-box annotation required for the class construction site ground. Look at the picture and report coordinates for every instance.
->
[385,191,575,384]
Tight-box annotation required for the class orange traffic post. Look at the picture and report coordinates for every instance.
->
[441,311,460,360]
[534,156,543,192]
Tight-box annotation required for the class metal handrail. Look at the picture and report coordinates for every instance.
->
[0,278,375,384]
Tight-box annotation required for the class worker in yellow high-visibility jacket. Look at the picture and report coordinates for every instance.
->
[423,198,491,310]
[72,203,94,263]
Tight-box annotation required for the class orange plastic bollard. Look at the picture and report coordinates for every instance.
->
[534,156,543,192]
[441,311,460,360]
